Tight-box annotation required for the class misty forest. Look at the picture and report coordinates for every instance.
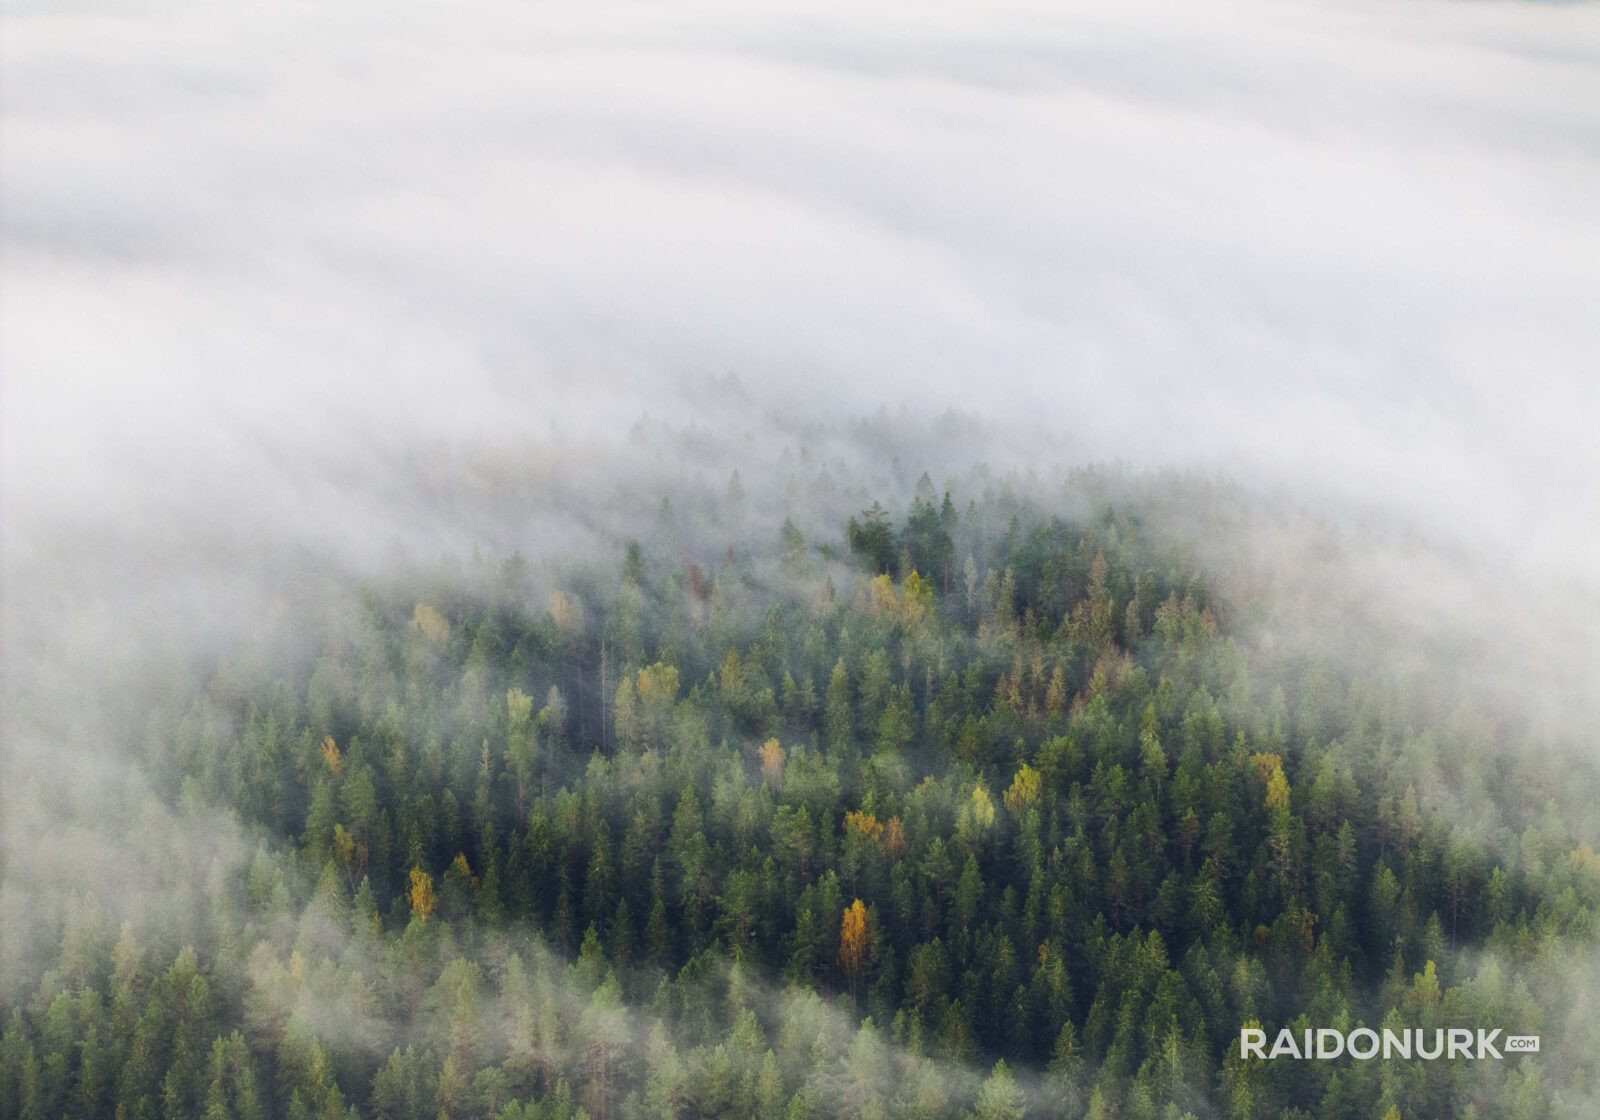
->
[5,1,1600,1119]
[3,453,1597,1120]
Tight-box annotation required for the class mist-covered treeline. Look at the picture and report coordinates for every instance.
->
[5,0,1600,1116]
[3,464,1595,1120]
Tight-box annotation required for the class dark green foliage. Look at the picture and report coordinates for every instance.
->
[3,486,1597,1119]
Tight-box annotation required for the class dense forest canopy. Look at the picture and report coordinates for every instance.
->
[2,459,1596,1120]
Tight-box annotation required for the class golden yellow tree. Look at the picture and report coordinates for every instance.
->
[1004,763,1042,813]
[412,603,450,644]
[548,590,582,635]
[1250,752,1283,785]
[1265,768,1291,811]
[1251,751,1291,809]
[408,868,437,921]
[635,662,680,711]
[869,573,899,615]
[759,738,787,788]
[320,736,342,776]
[901,569,932,623]
[332,824,367,891]
[960,783,996,839]
[880,816,908,860]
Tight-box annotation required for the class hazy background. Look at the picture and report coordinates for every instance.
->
[4,0,1598,565]
[3,0,1599,845]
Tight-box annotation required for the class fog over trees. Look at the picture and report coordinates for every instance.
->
[3,2,1598,1119]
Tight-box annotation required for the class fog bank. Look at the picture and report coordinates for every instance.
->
[4,0,1598,581]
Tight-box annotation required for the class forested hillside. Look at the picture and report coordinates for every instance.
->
[3,477,1596,1120]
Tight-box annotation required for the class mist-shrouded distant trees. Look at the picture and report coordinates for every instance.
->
[2,479,1597,1120]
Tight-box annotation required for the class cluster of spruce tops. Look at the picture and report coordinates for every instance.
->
[4,483,1596,1120]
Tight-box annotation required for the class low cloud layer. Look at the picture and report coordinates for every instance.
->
[4,0,1598,583]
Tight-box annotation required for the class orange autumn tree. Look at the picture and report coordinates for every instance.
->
[843,810,883,842]
[839,899,871,999]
